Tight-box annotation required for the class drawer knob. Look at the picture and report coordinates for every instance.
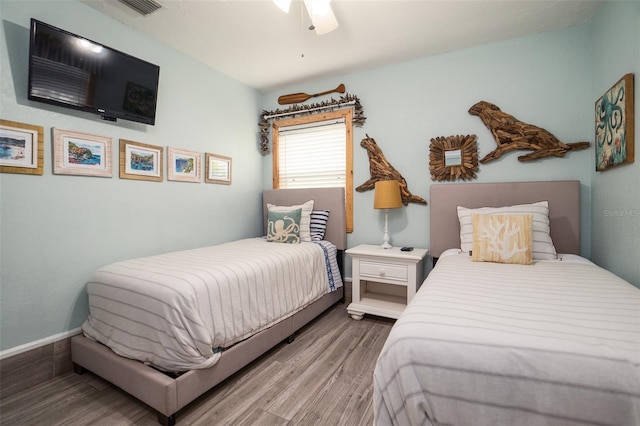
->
[379,270,385,277]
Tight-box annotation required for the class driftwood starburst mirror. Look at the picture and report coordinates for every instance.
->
[429,134,478,181]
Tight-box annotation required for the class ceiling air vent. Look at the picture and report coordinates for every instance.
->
[118,0,163,16]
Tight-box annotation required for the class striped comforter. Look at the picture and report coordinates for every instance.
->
[82,238,342,372]
[374,251,640,426]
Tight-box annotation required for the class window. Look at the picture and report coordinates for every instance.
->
[272,108,353,232]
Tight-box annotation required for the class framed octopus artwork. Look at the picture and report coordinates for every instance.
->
[595,73,635,171]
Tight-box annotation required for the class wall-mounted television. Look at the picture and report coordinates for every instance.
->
[28,19,160,125]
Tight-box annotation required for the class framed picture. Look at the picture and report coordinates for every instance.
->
[595,73,635,171]
[52,128,112,177]
[167,147,201,183]
[0,119,44,175]
[119,139,163,182]
[205,153,232,185]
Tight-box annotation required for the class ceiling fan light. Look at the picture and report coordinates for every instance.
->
[273,0,291,13]
[304,0,339,35]
[312,11,339,35]
[309,0,331,16]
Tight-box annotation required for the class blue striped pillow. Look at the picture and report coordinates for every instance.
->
[310,210,330,241]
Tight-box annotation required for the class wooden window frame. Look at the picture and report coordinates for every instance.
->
[272,108,353,233]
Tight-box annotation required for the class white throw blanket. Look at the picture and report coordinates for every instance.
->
[82,238,338,371]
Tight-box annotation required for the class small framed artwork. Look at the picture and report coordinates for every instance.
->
[595,73,635,171]
[0,119,44,175]
[119,139,163,182]
[167,147,201,183]
[52,128,112,177]
[205,153,232,185]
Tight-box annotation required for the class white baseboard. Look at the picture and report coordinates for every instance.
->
[0,328,82,360]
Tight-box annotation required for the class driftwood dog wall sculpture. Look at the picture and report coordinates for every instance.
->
[356,134,427,205]
[468,101,590,163]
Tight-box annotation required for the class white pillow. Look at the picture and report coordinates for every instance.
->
[457,201,557,260]
[267,200,314,242]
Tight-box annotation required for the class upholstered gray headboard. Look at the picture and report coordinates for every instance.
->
[262,187,347,250]
[430,181,581,258]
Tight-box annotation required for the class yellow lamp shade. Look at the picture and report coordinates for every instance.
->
[374,180,402,209]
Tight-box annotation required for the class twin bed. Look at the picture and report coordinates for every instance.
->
[374,181,640,426]
[71,187,346,426]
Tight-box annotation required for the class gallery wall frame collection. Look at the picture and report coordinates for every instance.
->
[0,118,232,185]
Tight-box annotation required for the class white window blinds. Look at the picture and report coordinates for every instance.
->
[277,120,346,188]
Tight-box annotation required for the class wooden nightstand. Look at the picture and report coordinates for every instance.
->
[346,244,428,320]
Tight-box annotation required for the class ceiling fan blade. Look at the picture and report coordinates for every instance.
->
[303,0,339,35]
[273,0,291,13]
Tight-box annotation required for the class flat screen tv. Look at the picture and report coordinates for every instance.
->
[28,19,160,125]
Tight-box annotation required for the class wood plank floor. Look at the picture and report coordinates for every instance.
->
[0,304,394,426]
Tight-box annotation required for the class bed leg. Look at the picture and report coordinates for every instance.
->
[338,250,346,304]
[73,363,86,375]
[157,412,176,426]
[286,335,295,344]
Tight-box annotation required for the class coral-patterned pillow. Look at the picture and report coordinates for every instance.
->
[472,214,533,265]
[457,201,557,260]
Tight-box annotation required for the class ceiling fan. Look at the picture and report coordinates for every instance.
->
[273,0,339,35]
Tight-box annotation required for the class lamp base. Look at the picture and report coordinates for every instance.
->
[380,209,393,249]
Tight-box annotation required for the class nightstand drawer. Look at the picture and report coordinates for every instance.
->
[359,261,407,281]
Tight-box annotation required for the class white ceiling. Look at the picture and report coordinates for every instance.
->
[81,0,603,93]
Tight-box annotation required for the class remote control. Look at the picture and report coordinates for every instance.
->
[400,246,414,251]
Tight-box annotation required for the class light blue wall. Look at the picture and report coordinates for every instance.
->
[262,24,594,277]
[589,1,640,286]
[0,1,264,351]
[2,1,638,354]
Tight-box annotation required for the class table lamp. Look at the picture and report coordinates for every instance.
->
[374,180,403,249]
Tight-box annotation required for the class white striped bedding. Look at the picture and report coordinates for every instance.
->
[374,251,640,426]
[81,238,342,372]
